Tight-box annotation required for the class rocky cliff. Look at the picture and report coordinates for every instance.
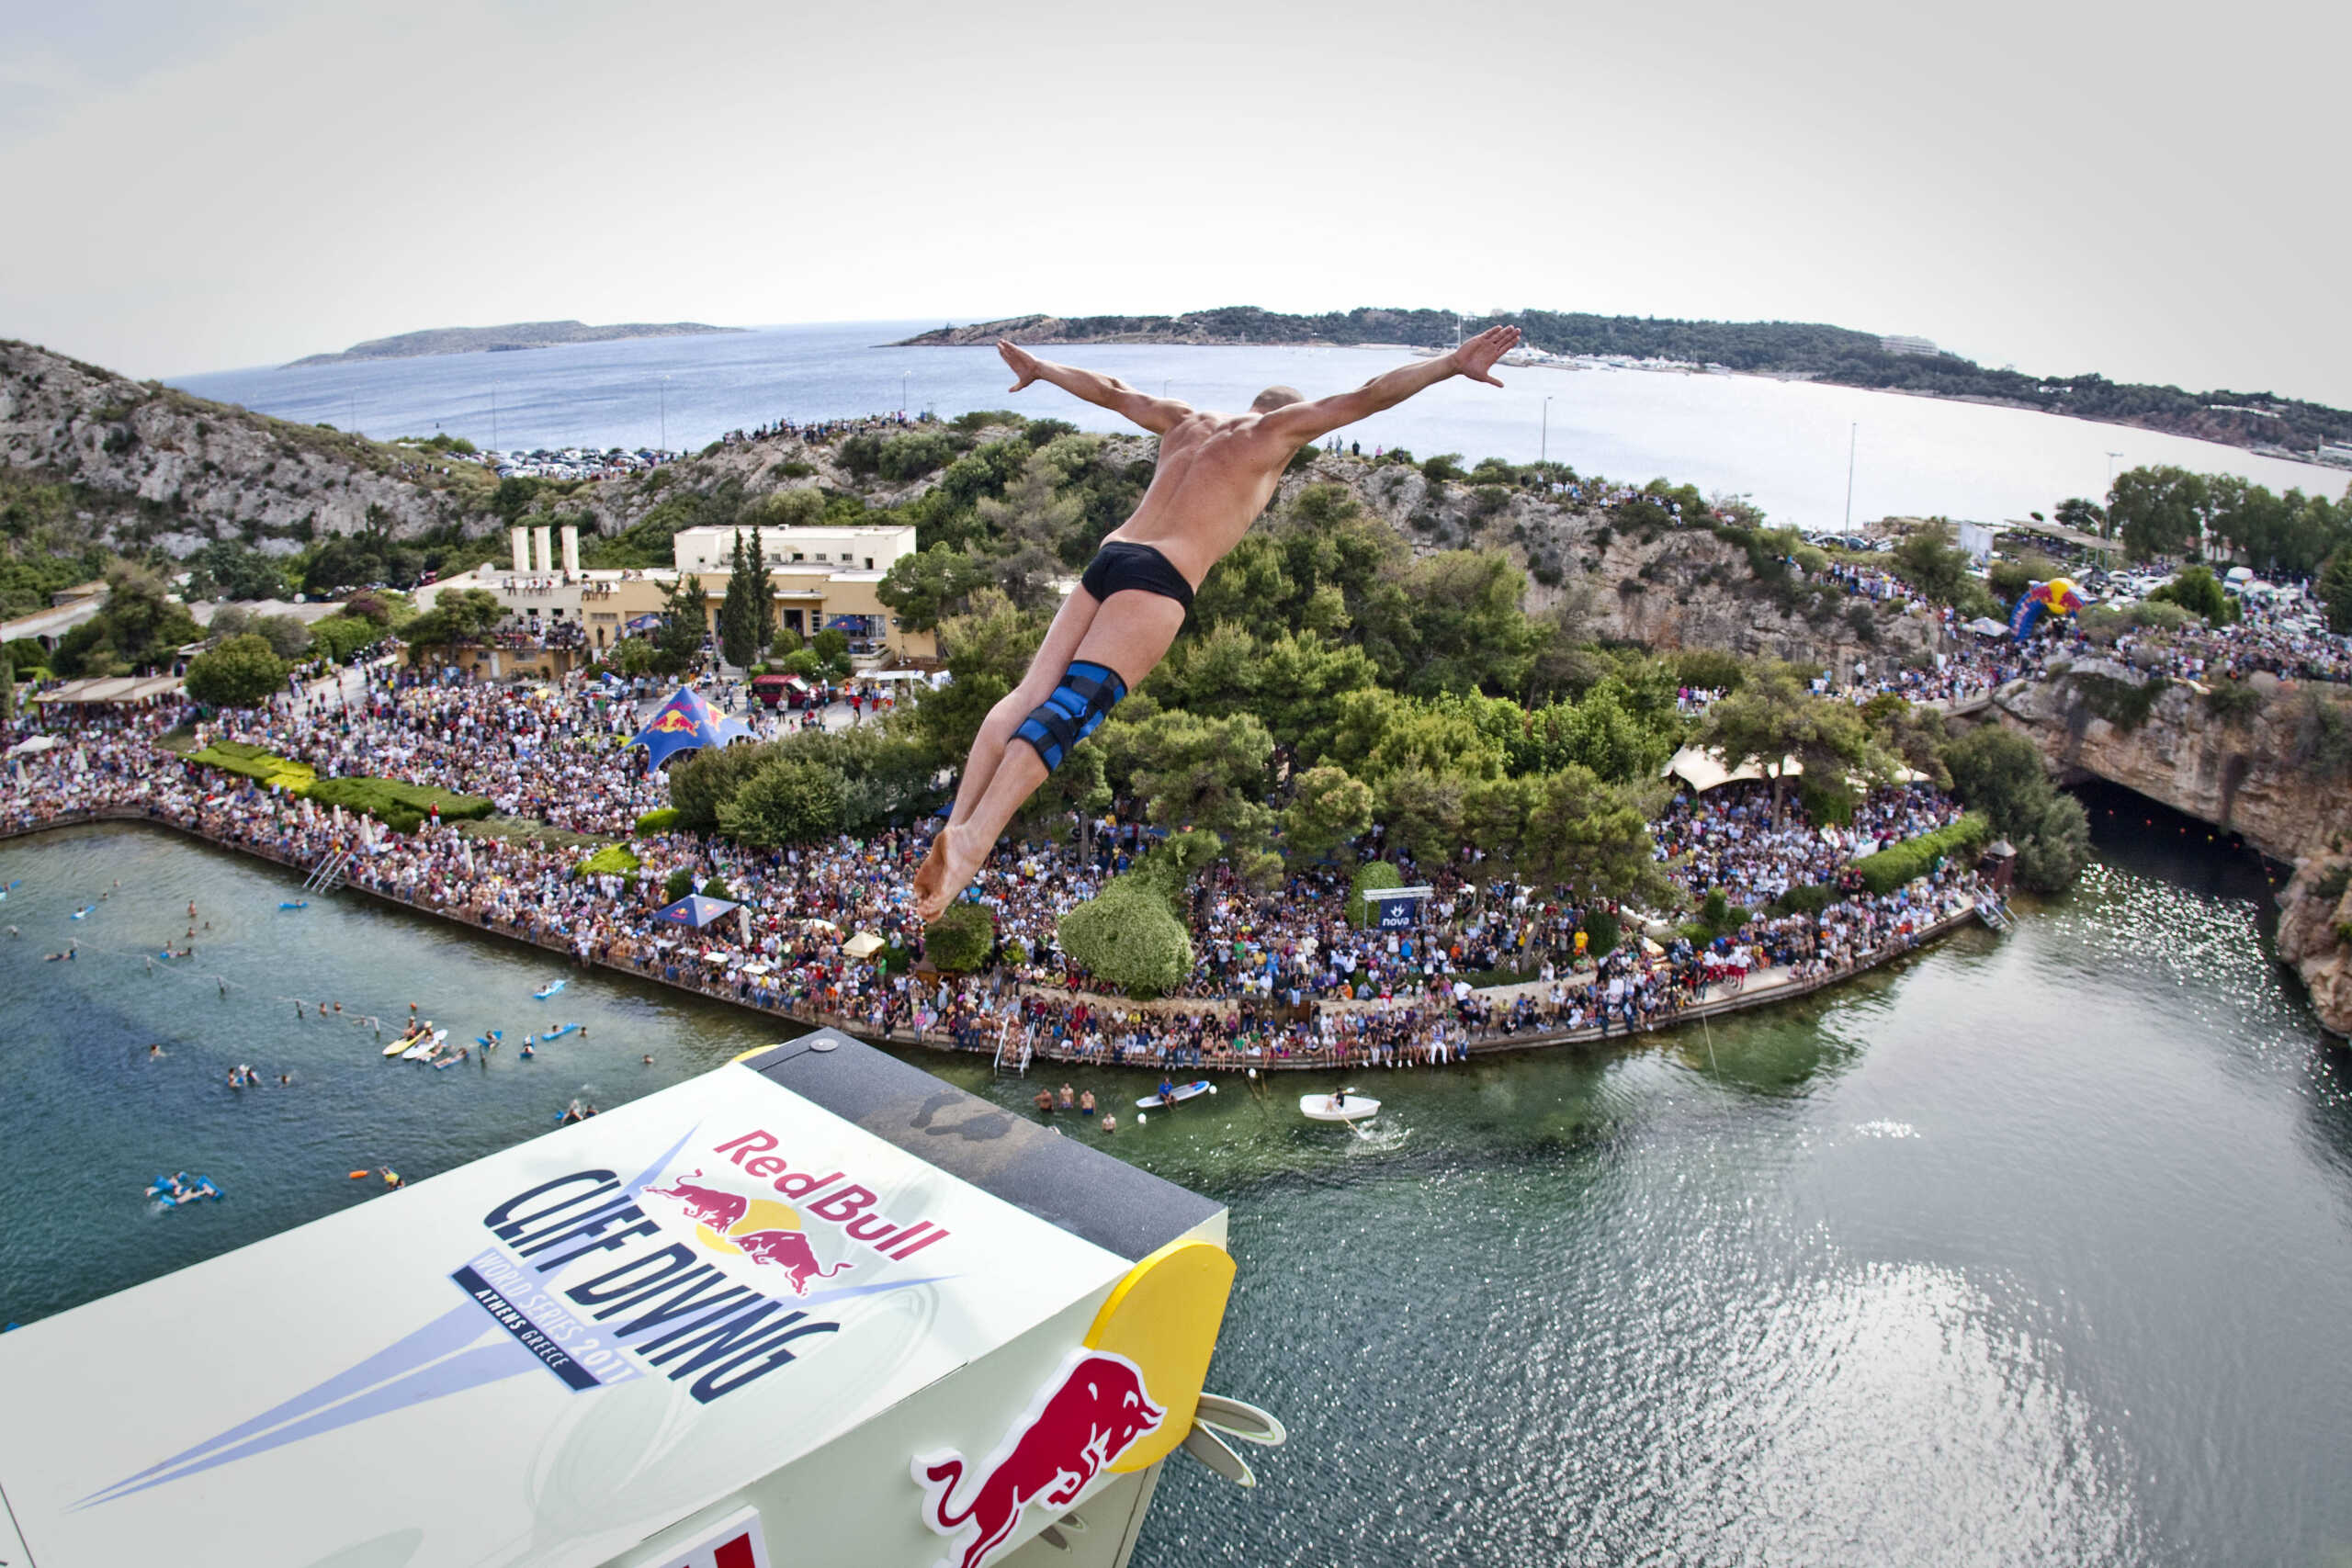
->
[1,340,498,553]
[1992,661,2352,1032]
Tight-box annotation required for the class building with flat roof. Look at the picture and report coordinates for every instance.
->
[671,523,929,660]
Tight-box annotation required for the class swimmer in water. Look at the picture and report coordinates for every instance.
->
[641,1054,654,1066]
[147,1043,164,1059]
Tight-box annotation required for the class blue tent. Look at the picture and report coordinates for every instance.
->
[627,687,752,771]
[654,894,741,930]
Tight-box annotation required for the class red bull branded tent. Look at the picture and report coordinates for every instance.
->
[628,687,753,772]
[0,1031,1273,1568]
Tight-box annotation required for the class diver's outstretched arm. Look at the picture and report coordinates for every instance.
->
[999,341,1191,435]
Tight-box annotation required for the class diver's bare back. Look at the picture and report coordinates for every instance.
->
[1101,412,1291,584]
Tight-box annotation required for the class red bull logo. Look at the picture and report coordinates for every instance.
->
[912,1350,1162,1568]
[645,1134,951,1299]
[649,708,699,733]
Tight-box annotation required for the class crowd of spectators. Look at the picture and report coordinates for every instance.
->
[1651,783,1968,910]
[0,659,2000,1074]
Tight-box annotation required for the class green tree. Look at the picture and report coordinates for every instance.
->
[1701,662,1884,826]
[2052,496,2105,536]
[717,757,845,847]
[609,636,656,675]
[1396,551,1540,695]
[0,654,14,724]
[1370,766,1466,869]
[2319,549,2352,635]
[184,633,288,707]
[2148,564,2237,624]
[747,526,775,656]
[2013,793,2092,893]
[977,449,1084,610]
[876,545,993,631]
[1942,725,2052,837]
[1892,521,1973,605]
[910,590,1046,763]
[1281,764,1374,863]
[665,739,775,830]
[657,572,707,672]
[924,901,995,972]
[718,530,759,669]
[184,541,289,602]
[1114,709,1280,875]
[254,614,313,660]
[1057,875,1193,997]
[2109,466,2209,558]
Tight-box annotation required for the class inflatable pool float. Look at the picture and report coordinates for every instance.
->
[532,980,567,1000]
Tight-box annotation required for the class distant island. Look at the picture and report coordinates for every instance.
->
[896,308,2352,460]
[286,320,741,367]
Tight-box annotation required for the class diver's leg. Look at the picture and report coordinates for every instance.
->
[917,590,1185,922]
[913,587,1101,912]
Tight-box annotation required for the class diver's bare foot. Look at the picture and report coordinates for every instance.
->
[911,834,950,914]
[917,824,990,923]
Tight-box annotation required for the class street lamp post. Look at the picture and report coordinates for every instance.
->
[1541,396,1553,467]
[659,376,671,453]
[901,372,909,415]
[2105,450,2123,542]
[1843,422,1858,532]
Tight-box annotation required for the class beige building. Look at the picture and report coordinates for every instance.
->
[670,522,931,660]
[423,523,935,664]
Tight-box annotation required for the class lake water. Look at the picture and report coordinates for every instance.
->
[170,322,2350,534]
[3,807,2349,1564]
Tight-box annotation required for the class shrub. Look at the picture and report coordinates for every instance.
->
[1057,875,1193,998]
[2071,672,2160,733]
[2203,679,2267,724]
[1581,908,1622,955]
[2013,794,2092,893]
[303,775,493,834]
[1345,860,1404,928]
[666,739,775,830]
[2313,863,2352,902]
[634,807,681,835]
[1850,814,1991,894]
[1772,884,1834,917]
[576,844,641,878]
[924,901,996,973]
[716,757,845,847]
[184,634,288,708]
[663,868,696,903]
[700,877,733,901]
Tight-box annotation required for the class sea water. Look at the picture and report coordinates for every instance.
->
[3,804,2350,1563]
[169,321,2350,533]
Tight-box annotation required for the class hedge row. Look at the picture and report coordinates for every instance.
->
[576,844,642,878]
[186,744,314,791]
[303,776,495,835]
[634,807,681,835]
[1849,814,1992,896]
[1345,860,1404,929]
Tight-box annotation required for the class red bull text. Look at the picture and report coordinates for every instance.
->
[703,1128,955,1263]
[913,1350,1163,1568]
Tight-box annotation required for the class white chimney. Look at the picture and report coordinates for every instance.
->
[532,525,553,575]
[560,524,580,575]
[511,527,529,574]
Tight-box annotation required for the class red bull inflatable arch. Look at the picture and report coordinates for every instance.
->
[0,1030,1276,1568]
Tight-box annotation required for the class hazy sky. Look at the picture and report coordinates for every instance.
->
[6,0,2347,402]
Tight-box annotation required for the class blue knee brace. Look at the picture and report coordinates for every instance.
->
[1012,660,1126,772]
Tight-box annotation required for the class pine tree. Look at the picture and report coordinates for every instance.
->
[657,573,707,673]
[747,527,775,656]
[718,529,760,669]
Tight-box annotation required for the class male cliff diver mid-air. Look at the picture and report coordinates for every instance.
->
[911,324,1522,923]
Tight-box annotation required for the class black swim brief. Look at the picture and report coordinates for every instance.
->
[1080,540,1194,612]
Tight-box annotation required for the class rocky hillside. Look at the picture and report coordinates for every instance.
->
[1990,660,2352,1033]
[556,422,1927,670]
[0,339,499,555]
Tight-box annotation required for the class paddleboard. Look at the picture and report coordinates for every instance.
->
[541,1022,579,1040]
[1299,1091,1380,1122]
[532,980,567,999]
[401,1029,447,1062]
[1136,1080,1216,1110]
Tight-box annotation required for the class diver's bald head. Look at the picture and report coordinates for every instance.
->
[1251,385,1303,413]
